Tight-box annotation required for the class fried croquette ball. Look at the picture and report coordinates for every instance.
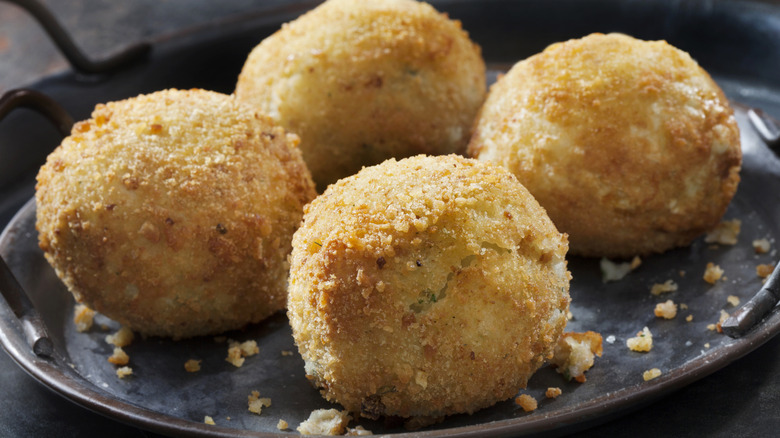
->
[468,33,742,257]
[35,89,316,339]
[235,0,486,190]
[287,154,570,418]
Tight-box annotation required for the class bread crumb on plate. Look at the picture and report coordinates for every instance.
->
[248,390,272,415]
[650,279,678,296]
[545,387,563,399]
[297,409,351,436]
[654,300,678,319]
[277,419,289,430]
[346,425,373,436]
[643,368,662,381]
[703,263,724,284]
[116,366,133,379]
[204,415,215,425]
[727,295,740,307]
[627,327,653,352]
[549,331,603,382]
[226,339,259,367]
[184,359,201,373]
[105,326,134,348]
[107,347,129,366]
[73,304,96,332]
[757,263,774,279]
[753,238,771,254]
[515,394,537,412]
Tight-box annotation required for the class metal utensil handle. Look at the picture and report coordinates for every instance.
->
[0,256,53,357]
[0,0,150,74]
[0,88,74,357]
[722,261,780,338]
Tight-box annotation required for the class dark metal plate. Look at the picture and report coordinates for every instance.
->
[1,1,780,437]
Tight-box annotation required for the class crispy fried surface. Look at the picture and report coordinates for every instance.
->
[468,33,742,257]
[235,0,486,190]
[36,89,316,339]
[287,155,570,418]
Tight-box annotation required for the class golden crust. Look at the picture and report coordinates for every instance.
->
[468,33,742,257]
[287,155,570,418]
[235,0,486,189]
[36,89,316,339]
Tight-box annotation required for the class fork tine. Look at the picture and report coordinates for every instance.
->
[747,108,780,147]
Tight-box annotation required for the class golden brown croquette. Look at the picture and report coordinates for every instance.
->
[287,155,570,418]
[468,33,741,257]
[236,0,486,190]
[36,89,316,339]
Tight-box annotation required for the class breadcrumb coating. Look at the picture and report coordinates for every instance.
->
[236,0,486,189]
[468,33,741,257]
[36,89,316,339]
[288,155,570,418]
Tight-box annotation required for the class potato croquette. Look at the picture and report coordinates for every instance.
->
[287,155,570,418]
[468,33,742,257]
[235,0,486,190]
[36,89,316,339]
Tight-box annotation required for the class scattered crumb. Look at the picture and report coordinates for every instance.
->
[549,331,603,382]
[643,368,662,381]
[281,350,294,356]
[704,219,741,245]
[346,425,373,436]
[703,263,724,284]
[248,390,272,415]
[727,295,740,307]
[600,256,641,282]
[679,270,686,277]
[680,303,689,310]
[627,327,653,352]
[686,314,694,322]
[707,310,730,333]
[753,238,771,254]
[567,310,574,321]
[231,339,259,356]
[515,394,538,412]
[107,347,129,366]
[204,416,215,425]
[650,279,678,296]
[73,304,96,332]
[184,359,202,373]
[654,300,678,319]
[605,335,616,344]
[105,326,134,347]
[226,340,259,367]
[116,366,133,379]
[545,387,563,399]
[226,346,245,368]
[704,342,711,349]
[757,263,774,279]
[277,419,289,430]
[297,409,352,436]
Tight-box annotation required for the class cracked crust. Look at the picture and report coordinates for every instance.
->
[287,154,570,417]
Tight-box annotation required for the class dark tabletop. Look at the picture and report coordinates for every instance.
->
[0,1,779,437]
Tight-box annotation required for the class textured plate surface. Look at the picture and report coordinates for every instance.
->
[1,1,780,437]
